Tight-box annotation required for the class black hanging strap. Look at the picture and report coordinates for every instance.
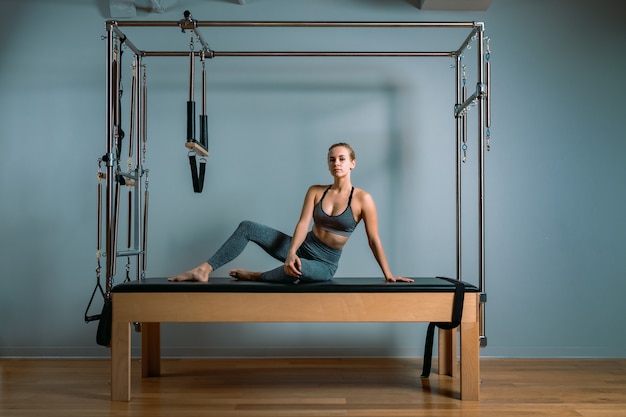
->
[189,154,206,193]
[421,276,466,377]
[84,280,105,323]
[96,298,112,346]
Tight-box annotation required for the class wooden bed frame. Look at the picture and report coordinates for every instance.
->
[110,277,480,401]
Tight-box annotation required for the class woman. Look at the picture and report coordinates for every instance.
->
[169,143,412,283]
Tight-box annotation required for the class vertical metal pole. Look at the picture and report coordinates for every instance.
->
[201,53,206,116]
[476,24,487,347]
[105,24,115,296]
[142,186,149,277]
[486,59,491,129]
[189,49,195,102]
[134,55,143,281]
[455,54,463,282]
[141,65,149,278]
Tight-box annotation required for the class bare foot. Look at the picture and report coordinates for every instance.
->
[229,268,262,281]
[168,262,213,282]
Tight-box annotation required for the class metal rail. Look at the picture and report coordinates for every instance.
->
[101,16,490,346]
[108,20,481,28]
[140,51,456,58]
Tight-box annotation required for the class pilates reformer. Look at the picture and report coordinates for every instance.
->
[87,12,492,402]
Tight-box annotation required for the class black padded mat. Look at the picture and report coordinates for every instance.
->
[112,277,478,293]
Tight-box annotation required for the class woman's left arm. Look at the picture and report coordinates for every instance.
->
[360,192,413,283]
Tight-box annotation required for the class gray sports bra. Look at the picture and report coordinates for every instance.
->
[313,186,358,237]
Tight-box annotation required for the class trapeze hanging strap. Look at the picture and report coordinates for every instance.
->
[183,36,210,157]
[188,152,206,193]
[187,34,196,146]
[85,162,107,323]
[199,52,209,150]
[113,42,125,160]
[87,160,112,346]
[183,24,208,193]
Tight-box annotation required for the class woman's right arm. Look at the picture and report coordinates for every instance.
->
[284,185,318,277]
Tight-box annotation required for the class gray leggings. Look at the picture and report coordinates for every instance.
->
[207,220,341,283]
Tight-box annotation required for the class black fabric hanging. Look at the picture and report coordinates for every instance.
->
[96,298,112,346]
[421,277,467,377]
[189,154,206,193]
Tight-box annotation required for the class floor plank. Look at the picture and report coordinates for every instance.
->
[1,358,625,416]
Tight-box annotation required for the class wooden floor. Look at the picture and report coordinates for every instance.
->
[1,358,625,417]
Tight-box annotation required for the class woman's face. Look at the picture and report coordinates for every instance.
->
[327,146,355,177]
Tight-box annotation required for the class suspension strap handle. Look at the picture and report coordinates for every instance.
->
[187,34,196,144]
[199,52,209,150]
[85,161,106,323]
[188,153,206,193]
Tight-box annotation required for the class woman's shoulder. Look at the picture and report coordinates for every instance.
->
[307,184,330,193]
[304,184,330,201]
[352,186,373,202]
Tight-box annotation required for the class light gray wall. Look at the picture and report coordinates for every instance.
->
[0,0,624,358]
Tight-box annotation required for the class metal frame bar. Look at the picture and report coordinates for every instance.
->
[455,55,463,283]
[102,18,490,345]
[476,26,488,347]
[109,20,479,28]
[142,51,455,57]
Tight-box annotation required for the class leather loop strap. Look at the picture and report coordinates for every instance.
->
[421,277,466,377]
[189,154,206,193]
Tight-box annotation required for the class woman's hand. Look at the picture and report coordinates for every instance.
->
[386,276,414,283]
[284,252,302,278]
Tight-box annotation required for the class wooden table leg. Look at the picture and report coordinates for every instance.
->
[460,320,480,401]
[438,328,457,377]
[142,322,161,378]
[111,320,131,401]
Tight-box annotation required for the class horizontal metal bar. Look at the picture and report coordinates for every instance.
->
[456,27,479,56]
[192,27,211,53]
[107,20,482,29]
[215,51,454,57]
[116,249,143,257]
[110,25,142,56]
[140,51,204,57]
[454,91,479,118]
[140,51,455,58]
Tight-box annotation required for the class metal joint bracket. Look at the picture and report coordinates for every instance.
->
[103,152,115,167]
[479,336,488,348]
[479,292,487,303]
[179,10,197,32]
[477,82,487,98]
